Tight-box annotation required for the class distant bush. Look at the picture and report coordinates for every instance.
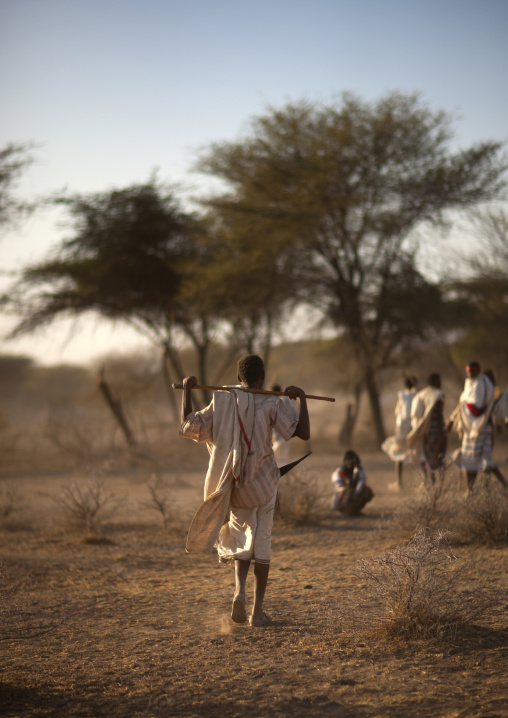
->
[454,480,508,545]
[332,527,499,642]
[389,463,457,537]
[56,479,123,537]
[389,466,508,546]
[141,472,181,531]
[0,483,23,530]
[277,468,327,525]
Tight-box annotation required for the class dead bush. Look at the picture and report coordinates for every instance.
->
[0,483,23,530]
[389,465,508,546]
[453,479,508,545]
[142,473,180,531]
[332,527,499,642]
[56,479,123,536]
[277,468,327,525]
[389,464,458,537]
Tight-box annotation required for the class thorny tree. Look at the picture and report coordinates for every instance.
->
[197,92,508,444]
[1,178,212,413]
[0,143,36,231]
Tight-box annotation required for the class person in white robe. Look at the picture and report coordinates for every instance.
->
[448,362,507,492]
[179,354,310,627]
[407,373,447,484]
[381,374,417,488]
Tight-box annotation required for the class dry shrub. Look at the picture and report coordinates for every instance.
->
[332,527,498,642]
[56,479,123,537]
[389,464,457,537]
[0,483,23,530]
[390,465,508,546]
[277,467,327,525]
[453,480,508,545]
[142,473,181,531]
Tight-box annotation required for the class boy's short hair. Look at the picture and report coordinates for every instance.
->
[237,354,265,384]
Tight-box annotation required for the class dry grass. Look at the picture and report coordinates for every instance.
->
[141,472,185,532]
[331,527,501,643]
[276,467,328,525]
[0,482,23,530]
[454,479,508,544]
[389,464,508,546]
[56,478,124,536]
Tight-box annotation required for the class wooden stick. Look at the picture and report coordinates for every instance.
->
[171,382,335,402]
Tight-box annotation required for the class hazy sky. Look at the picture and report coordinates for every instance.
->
[1,0,507,366]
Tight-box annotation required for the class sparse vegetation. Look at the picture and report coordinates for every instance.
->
[389,465,508,545]
[56,479,123,536]
[277,468,327,525]
[142,473,180,531]
[332,527,499,642]
[0,482,23,530]
[1,446,507,717]
[455,478,508,544]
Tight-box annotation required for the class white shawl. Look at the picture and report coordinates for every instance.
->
[186,389,254,553]
[450,374,495,438]
[382,386,443,462]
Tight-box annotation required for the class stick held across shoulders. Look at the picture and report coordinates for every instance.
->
[172,382,335,402]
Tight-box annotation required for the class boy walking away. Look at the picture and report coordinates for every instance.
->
[179,354,310,627]
[331,450,374,516]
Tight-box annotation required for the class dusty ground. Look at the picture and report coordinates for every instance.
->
[1,436,508,718]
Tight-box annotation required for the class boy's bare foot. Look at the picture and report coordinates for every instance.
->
[231,597,247,623]
[249,612,272,627]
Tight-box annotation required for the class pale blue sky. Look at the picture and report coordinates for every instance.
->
[1,0,507,365]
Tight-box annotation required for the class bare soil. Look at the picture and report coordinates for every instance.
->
[1,439,508,718]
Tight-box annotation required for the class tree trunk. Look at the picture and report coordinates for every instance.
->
[338,381,362,447]
[195,319,211,406]
[97,370,137,448]
[364,366,386,447]
[161,350,179,422]
[262,313,273,378]
[198,343,211,406]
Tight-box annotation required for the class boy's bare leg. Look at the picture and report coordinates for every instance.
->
[467,471,477,493]
[250,561,271,626]
[231,559,250,623]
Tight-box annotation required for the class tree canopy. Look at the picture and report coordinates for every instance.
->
[0,143,36,231]
[3,179,199,388]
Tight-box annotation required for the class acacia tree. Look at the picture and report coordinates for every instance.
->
[197,92,508,444]
[0,143,36,231]
[2,178,207,413]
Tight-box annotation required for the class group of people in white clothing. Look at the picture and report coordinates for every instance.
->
[382,362,507,492]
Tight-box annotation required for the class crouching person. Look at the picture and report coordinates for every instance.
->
[331,450,374,516]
